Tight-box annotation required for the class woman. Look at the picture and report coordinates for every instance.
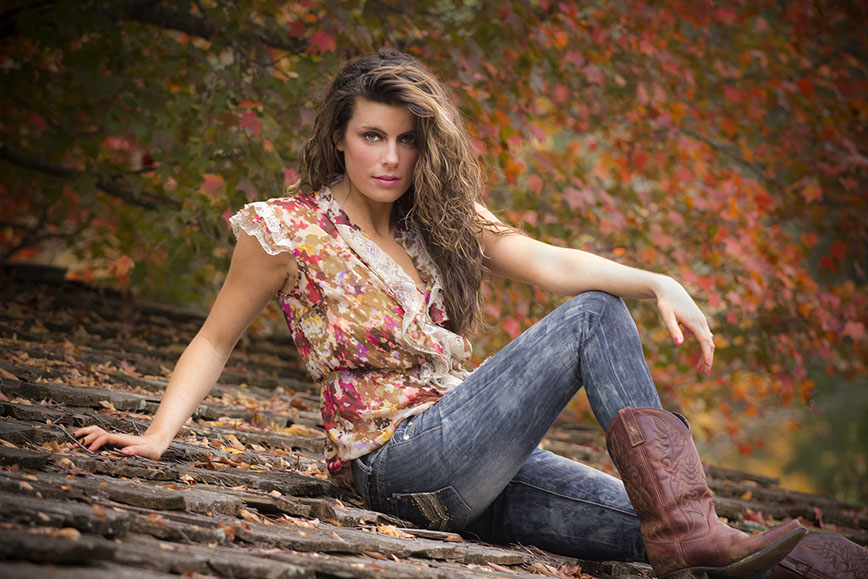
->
[76,48,811,578]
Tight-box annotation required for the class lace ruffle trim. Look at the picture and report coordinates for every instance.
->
[229,202,296,256]
[321,189,470,388]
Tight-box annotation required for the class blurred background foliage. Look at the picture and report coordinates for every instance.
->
[1,0,865,503]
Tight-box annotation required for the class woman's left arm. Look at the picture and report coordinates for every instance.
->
[477,204,715,373]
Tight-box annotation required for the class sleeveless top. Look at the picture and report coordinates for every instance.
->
[229,188,472,476]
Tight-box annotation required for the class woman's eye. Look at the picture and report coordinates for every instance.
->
[363,133,381,142]
[401,135,417,146]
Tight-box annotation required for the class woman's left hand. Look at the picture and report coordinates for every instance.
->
[654,276,715,375]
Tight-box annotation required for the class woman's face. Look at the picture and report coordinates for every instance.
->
[336,98,419,207]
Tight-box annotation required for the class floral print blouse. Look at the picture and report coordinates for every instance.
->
[230,188,472,476]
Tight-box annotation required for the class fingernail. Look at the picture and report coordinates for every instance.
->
[121,449,130,454]
[676,336,683,344]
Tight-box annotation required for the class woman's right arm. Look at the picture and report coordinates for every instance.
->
[75,232,297,458]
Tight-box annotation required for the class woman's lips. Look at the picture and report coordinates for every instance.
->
[373,176,400,187]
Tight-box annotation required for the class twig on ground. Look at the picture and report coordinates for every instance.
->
[55,424,94,454]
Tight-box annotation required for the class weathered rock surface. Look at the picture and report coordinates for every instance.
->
[0,262,864,578]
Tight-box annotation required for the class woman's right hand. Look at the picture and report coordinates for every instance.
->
[74,425,169,459]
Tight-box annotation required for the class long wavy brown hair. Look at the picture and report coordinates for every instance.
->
[295,48,493,336]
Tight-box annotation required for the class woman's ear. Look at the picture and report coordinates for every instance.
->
[333,130,344,152]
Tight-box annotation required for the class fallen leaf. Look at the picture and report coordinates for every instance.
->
[53,527,81,541]
[192,454,217,471]
[542,562,559,574]
[248,407,265,427]
[55,457,75,469]
[289,397,312,411]
[224,434,245,451]
[118,360,139,375]
[743,508,766,524]
[41,440,62,453]
[179,474,197,485]
[217,522,236,541]
[92,504,108,518]
[0,367,18,380]
[284,517,319,529]
[556,562,587,577]
[18,481,34,492]
[376,524,415,538]
[30,527,80,541]
[364,551,388,561]
[488,562,516,574]
[813,506,824,528]
[239,508,263,524]
[285,424,322,437]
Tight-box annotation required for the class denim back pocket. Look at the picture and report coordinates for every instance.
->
[387,486,471,532]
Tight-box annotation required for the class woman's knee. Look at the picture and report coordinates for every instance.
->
[568,290,623,310]
[564,291,630,327]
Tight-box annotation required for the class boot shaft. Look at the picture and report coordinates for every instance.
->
[606,406,806,577]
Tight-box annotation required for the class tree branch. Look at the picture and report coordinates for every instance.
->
[0,200,90,260]
[121,0,308,54]
[2,1,310,54]
[0,142,178,210]
[0,1,56,39]
[679,128,777,187]
[1,220,89,261]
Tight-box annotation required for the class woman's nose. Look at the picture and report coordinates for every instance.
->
[382,140,399,165]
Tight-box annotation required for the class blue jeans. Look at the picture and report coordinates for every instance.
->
[351,291,661,561]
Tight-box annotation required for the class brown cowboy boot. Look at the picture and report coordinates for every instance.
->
[773,533,868,578]
[606,407,805,578]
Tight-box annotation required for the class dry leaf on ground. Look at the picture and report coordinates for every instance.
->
[239,508,264,524]
[376,524,415,539]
